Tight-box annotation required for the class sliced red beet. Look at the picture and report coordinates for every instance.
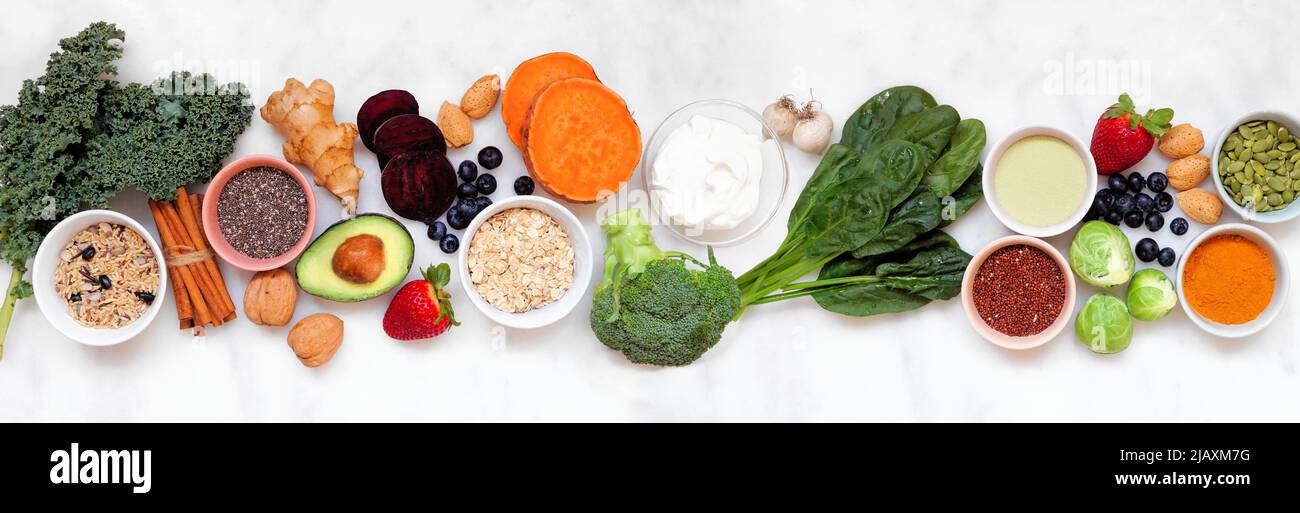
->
[358,89,419,153]
[373,114,448,169]
[381,150,457,224]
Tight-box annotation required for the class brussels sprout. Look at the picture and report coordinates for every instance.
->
[1126,269,1177,321]
[1075,293,1132,354]
[1069,221,1135,288]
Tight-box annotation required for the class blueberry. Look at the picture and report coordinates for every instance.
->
[446,207,470,230]
[1170,217,1188,236]
[1127,172,1145,193]
[1108,174,1129,193]
[439,233,460,253]
[475,195,492,211]
[1124,210,1144,228]
[1135,238,1159,263]
[514,176,535,195]
[1103,210,1124,225]
[456,198,480,216]
[477,146,503,170]
[457,182,478,200]
[1154,192,1173,213]
[1112,194,1134,215]
[458,160,478,182]
[1134,192,1154,212]
[1157,247,1177,267]
[475,174,497,195]
[1145,211,1164,231]
[1147,172,1169,193]
[1088,197,1108,219]
[427,221,447,241]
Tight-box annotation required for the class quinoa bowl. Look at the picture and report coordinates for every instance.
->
[32,210,168,346]
[960,235,1076,350]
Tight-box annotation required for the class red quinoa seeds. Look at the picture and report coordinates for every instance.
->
[972,244,1067,337]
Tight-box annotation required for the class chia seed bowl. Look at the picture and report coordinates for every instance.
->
[202,155,317,271]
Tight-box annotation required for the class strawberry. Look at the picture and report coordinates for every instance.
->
[383,263,459,341]
[1089,93,1173,174]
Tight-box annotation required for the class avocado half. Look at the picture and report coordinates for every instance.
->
[296,213,414,302]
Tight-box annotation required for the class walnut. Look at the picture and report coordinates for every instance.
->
[287,313,343,368]
[243,268,298,326]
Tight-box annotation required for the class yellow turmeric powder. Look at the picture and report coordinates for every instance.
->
[1182,234,1274,325]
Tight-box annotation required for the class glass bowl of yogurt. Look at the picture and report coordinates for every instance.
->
[642,99,789,246]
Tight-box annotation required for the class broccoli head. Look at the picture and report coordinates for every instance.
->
[590,209,740,367]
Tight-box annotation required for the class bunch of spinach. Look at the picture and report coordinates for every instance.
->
[735,86,986,318]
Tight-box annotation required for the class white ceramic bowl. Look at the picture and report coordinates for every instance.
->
[1210,110,1300,224]
[1175,223,1289,338]
[983,126,1098,237]
[31,210,168,346]
[456,196,593,329]
[641,99,789,247]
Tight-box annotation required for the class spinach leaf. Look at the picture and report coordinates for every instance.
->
[882,105,960,167]
[800,140,924,257]
[922,118,986,198]
[841,86,936,153]
[938,165,983,228]
[812,243,971,317]
[786,143,857,232]
[852,189,943,258]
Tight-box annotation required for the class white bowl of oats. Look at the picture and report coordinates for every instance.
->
[32,210,167,346]
[458,196,592,329]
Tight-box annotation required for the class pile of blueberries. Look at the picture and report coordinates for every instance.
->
[428,145,537,254]
[1086,171,1188,268]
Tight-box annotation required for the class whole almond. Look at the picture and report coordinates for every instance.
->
[244,268,297,326]
[439,101,473,148]
[287,313,344,368]
[460,74,501,120]
[1177,188,1223,225]
[1166,154,1211,191]
[1157,123,1205,159]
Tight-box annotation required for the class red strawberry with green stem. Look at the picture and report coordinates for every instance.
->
[1090,93,1173,174]
[383,263,459,341]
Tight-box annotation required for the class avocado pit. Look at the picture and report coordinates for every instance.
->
[332,234,386,284]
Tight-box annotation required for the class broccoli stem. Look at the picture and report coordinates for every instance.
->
[0,268,22,361]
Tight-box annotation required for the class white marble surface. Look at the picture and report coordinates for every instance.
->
[2,0,1298,421]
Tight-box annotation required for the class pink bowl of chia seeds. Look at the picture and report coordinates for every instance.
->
[202,155,317,271]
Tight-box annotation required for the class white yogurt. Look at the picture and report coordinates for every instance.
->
[650,115,764,230]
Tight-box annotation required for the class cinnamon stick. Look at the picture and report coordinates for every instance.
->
[148,200,213,329]
[189,193,232,323]
[149,200,194,328]
[178,188,236,322]
[160,201,229,325]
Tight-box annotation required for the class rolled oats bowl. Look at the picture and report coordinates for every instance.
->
[31,209,168,347]
[457,196,593,329]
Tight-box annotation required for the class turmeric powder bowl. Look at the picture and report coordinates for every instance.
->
[1176,224,1289,338]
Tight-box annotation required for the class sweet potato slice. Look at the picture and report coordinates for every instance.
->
[521,78,641,203]
[357,89,419,152]
[502,52,599,148]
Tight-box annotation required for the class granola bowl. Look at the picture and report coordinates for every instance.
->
[31,209,168,347]
[457,196,593,329]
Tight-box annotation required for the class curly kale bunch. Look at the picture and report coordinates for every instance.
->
[0,22,253,358]
[590,209,741,367]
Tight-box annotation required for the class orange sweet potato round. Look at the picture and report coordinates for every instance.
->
[502,52,599,148]
[521,78,641,203]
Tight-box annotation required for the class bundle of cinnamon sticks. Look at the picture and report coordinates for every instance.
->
[147,187,237,335]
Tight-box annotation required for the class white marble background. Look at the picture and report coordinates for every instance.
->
[1,0,1297,421]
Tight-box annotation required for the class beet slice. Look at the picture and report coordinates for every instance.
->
[381,150,457,224]
[374,114,448,169]
[358,89,419,152]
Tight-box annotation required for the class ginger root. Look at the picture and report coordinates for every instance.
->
[261,78,363,214]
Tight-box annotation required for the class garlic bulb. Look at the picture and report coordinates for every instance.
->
[762,96,798,139]
[793,110,833,154]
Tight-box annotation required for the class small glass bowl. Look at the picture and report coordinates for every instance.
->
[640,99,789,247]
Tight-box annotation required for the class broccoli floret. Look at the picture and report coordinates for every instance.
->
[590,209,740,367]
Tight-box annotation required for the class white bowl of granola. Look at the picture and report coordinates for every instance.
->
[457,196,592,329]
[31,209,167,346]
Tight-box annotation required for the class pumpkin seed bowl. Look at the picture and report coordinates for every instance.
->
[1212,110,1300,224]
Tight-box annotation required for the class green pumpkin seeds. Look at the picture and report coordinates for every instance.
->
[1221,119,1300,212]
